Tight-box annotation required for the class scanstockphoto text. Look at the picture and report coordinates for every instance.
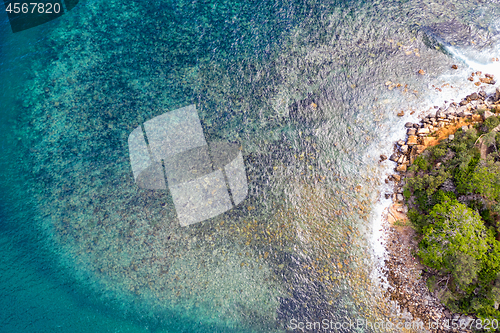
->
[288,317,499,332]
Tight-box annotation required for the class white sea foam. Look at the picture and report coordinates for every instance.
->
[370,38,500,288]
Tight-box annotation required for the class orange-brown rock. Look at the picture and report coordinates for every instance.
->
[396,164,407,172]
[415,145,426,154]
[479,77,495,84]
[387,203,409,225]
[418,69,425,75]
[407,135,418,145]
[414,117,479,151]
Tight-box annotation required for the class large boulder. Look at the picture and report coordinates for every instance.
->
[407,135,418,145]
[389,153,399,162]
[479,77,495,84]
[483,110,494,120]
[417,128,430,135]
[396,164,407,172]
[467,92,479,101]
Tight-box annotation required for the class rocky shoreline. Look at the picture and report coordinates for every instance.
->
[381,75,500,332]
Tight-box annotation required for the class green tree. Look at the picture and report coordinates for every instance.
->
[448,252,479,291]
[468,158,500,201]
[418,200,491,289]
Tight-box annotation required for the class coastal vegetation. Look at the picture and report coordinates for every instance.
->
[404,115,500,321]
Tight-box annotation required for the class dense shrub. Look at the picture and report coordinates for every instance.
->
[413,155,429,171]
[484,116,500,132]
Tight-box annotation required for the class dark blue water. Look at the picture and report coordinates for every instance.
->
[2,0,500,332]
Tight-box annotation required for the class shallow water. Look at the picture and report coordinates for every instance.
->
[1,0,500,332]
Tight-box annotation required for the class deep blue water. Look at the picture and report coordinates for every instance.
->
[2,0,500,332]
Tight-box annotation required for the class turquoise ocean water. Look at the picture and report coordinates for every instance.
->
[1,0,500,332]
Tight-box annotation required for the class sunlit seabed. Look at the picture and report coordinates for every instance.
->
[2,0,500,331]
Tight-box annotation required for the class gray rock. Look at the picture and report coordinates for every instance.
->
[448,134,454,140]
[397,193,404,201]
[470,100,480,108]
[404,122,413,128]
[483,110,494,120]
[446,106,457,115]
[495,87,500,102]
[389,153,399,162]
[468,92,479,101]
[461,125,469,131]
[417,128,430,135]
